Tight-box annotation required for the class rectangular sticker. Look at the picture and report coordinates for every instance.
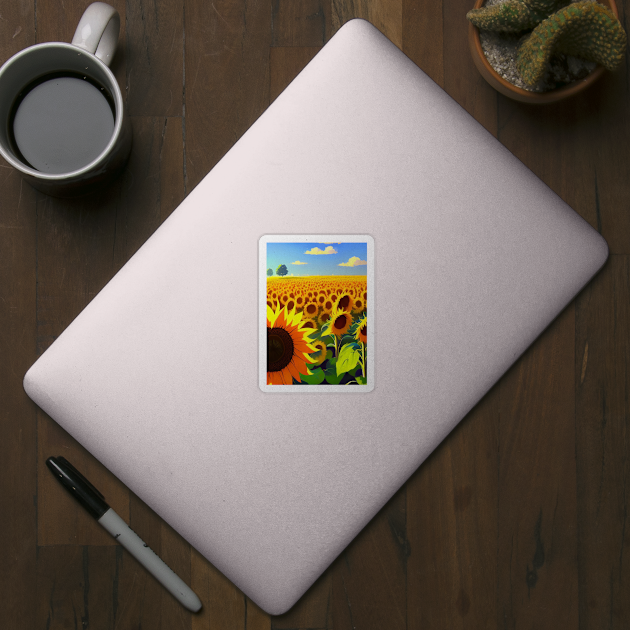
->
[259,235,374,392]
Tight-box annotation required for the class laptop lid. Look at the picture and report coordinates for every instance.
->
[23,18,608,614]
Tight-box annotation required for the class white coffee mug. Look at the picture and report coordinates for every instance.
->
[0,2,132,197]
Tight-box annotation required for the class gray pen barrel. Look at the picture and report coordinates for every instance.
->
[98,508,202,612]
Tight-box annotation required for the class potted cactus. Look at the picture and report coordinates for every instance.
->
[467,0,627,102]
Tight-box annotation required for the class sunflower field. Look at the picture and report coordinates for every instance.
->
[266,276,368,385]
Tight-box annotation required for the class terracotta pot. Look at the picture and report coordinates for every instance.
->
[468,0,619,103]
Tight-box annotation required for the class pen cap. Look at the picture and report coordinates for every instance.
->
[46,456,110,519]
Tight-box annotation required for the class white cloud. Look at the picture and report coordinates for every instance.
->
[304,246,337,255]
[339,256,367,267]
[291,260,308,265]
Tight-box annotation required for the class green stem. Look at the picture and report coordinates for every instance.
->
[361,341,365,377]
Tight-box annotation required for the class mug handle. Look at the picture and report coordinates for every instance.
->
[71,2,120,67]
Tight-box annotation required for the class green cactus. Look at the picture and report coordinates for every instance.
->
[516,1,627,85]
[467,0,569,33]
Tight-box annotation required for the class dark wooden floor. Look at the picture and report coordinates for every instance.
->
[1,0,629,628]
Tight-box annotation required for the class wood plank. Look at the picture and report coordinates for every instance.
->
[330,485,407,630]
[271,0,331,47]
[184,0,272,192]
[582,72,630,254]
[575,255,630,628]
[443,0,497,132]
[0,5,38,629]
[402,0,444,88]
[0,146,38,630]
[496,304,578,628]
[126,0,184,117]
[407,391,499,629]
[36,545,118,630]
[0,0,36,56]
[331,0,402,48]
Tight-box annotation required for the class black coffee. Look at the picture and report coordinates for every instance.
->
[10,73,115,174]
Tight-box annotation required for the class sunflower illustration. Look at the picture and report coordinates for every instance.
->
[301,319,317,331]
[309,340,328,366]
[303,302,318,319]
[330,308,352,337]
[354,313,367,344]
[317,311,331,326]
[267,305,317,385]
[336,292,354,313]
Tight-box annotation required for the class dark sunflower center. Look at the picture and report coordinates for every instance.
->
[267,327,294,372]
[360,324,367,336]
[338,295,350,309]
[334,314,347,329]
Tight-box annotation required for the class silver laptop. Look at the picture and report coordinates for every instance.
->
[23,18,608,614]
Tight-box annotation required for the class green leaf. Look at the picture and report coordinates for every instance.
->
[355,376,367,385]
[336,343,360,377]
[323,367,344,384]
[300,368,326,385]
[320,320,333,338]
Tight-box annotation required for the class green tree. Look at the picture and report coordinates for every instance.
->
[267,268,273,277]
[276,264,288,277]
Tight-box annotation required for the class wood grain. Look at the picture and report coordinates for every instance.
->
[271,0,331,46]
[443,0,497,132]
[0,4,38,629]
[575,255,630,629]
[126,0,184,117]
[36,545,118,630]
[331,486,408,630]
[184,0,272,191]
[407,392,498,629]
[402,0,444,88]
[497,304,578,628]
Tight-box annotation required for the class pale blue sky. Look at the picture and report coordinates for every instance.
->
[266,242,367,277]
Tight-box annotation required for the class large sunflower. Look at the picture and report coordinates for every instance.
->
[330,308,352,337]
[267,305,317,385]
[335,292,354,313]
